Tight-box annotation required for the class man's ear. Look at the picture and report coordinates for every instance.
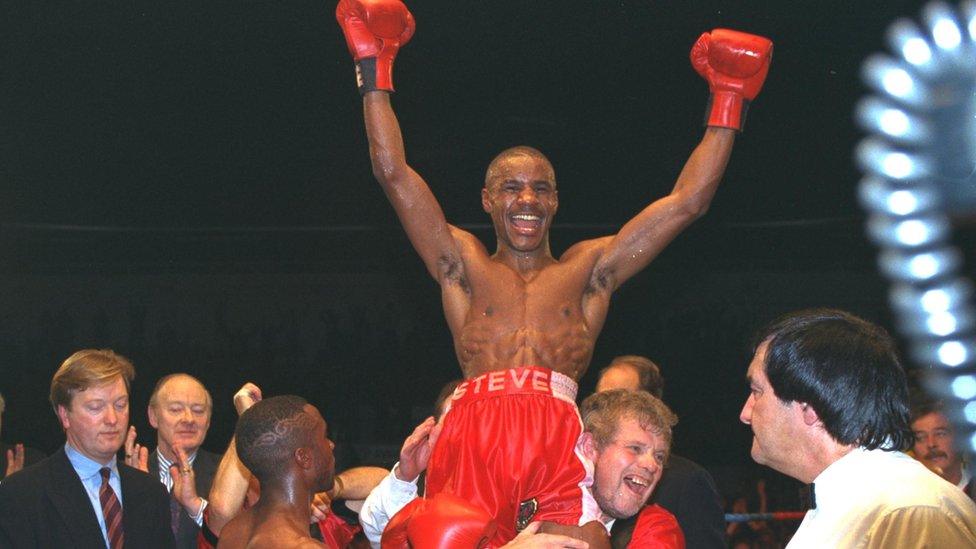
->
[579,432,598,461]
[147,405,159,429]
[800,402,821,427]
[481,187,492,213]
[295,447,312,470]
[56,404,71,430]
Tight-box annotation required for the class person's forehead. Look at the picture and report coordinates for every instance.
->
[747,342,771,382]
[913,411,950,430]
[597,367,640,392]
[607,364,640,379]
[492,156,554,180]
[75,376,128,402]
[159,376,208,402]
[612,416,660,444]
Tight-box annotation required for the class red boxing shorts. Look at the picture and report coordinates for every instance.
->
[426,366,602,546]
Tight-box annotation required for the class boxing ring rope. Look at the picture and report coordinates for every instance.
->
[724,512,806,523]
[856,1,976,466]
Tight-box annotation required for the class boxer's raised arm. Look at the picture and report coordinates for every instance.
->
[363,93,463,284]
[590,29,772,292]
[207,383,262,535]
[337,0,464,285]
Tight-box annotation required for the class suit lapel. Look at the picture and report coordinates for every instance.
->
[47,449,108,547]
[120,463,149,541]
[147,452,160,479]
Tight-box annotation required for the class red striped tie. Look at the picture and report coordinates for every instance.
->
[99,467,125,549]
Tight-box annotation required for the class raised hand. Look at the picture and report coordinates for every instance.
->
[396,416,436,482]
[4,444,24,477]
[310,491,332,523]
[336,0,415,93]
[124,425,149,472]
[233,383,262,416]
[691,29,773,131]
[169,444,204,516]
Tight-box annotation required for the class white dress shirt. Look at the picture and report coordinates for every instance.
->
[65,443,122,549]
[788,447,976,548]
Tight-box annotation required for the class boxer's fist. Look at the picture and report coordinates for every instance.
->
[381,497,425,549]
[407,493,496,549]
[233,382,262,415]
[691,29,772,131]
[336,0,415,94]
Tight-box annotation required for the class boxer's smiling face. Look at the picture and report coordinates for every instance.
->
[584,416,666,519]
[482,155,557,254]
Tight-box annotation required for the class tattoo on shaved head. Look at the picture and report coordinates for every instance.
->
[235,395,315,479]
[251,410,316,448]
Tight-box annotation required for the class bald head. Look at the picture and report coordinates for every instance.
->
[149,373,211,410]
[484,146,555,189]
[597,356,664,399]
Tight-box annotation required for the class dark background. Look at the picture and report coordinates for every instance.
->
[0,0,954,504]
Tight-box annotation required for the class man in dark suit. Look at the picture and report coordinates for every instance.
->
[0,349,174,548]
[125,373,221,548]
[597,356,726,549]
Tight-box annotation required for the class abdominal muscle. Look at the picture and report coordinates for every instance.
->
[456,315,594,381]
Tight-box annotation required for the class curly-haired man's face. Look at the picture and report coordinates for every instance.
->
[584,416,667,519]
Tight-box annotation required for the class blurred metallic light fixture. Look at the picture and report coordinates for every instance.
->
[856,1,976,455]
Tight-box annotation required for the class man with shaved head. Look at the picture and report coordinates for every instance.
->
[217,395,335,549]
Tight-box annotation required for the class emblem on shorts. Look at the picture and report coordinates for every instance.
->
[515,498,538,532]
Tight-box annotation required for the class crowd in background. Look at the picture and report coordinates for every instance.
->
[2,310,975,547]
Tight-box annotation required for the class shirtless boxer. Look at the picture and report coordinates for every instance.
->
[216,396,335,549]
[336,1,772,544]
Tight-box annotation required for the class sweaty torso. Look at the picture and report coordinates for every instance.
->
[443,234,612,381]
[216,509,325,549]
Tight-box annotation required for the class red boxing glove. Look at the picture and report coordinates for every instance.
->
[406,493,496,549]
[381,497,426,549]
[690,29,772,132]
[628,505,685,549]
[336,0,415,94]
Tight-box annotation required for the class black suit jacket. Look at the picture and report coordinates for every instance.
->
[612,454,725,549]
[0,447,175,549]
[148,447,221,549]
